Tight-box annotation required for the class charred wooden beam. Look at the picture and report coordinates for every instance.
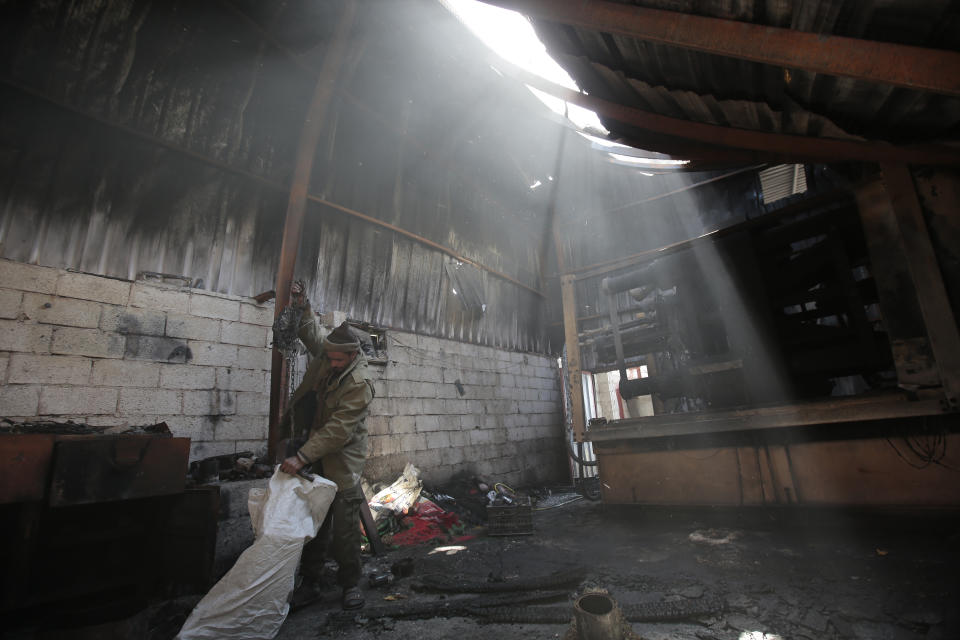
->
[587,394,945,442]
[567,190,852,280]
[481,0,960,97]
[880,165,960,408]
[855,176,944,395]
[560,274,588,443]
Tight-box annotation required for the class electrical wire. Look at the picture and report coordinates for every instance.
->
[885,432,959,472]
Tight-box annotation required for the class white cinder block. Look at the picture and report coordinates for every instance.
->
[22,294,101,328]
[188,341,238,367]
[240,303,274,326]
[160,364,216,389]
[400,434,427,452]
[118,388,181,415]
[51,327,124,359]
[100,306,166,336]
[236,391,270,416]
[448,432,469,447]
[57,272,130,305]
[414,366,443,384]
[421,399,445,415]
[0,289,22,319]
[440,447,465,466]
[130,283,190,313]
[220,321,267,348]
[8,354,91,385]
[390,415,416,434]
[365,415,389,436]
[0,320,53,353]
[183,390,237,415]
[469,429,495,445]
[425,432,451,449]
[90,360,161,387]
[216,415,267,440]
[237,346,271,371]
[216,367,264,392]
[0,354,7,383]
[166,313,220,341]
[372,435,401,457]
[443,399,468,414]
[414,414,439,432]
[0,260,58,294]
[40,386,118,415]
[190,294,240,321]
[437,417,461,431]
[0,384,40,416]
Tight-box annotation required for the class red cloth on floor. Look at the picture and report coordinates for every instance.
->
[389,499,462,546]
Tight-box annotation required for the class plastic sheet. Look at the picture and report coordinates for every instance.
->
[177,469,337,640]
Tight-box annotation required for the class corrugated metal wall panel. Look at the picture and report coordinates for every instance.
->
[0,0,775,355]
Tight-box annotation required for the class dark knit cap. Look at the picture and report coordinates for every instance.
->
[323,321,360,352]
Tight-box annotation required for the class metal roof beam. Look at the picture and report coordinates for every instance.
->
[490,59,960,165]
[480,0,960,97]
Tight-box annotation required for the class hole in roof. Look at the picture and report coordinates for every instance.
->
[442,0,607,133]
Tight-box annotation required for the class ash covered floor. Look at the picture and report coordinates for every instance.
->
[265,499,959,640]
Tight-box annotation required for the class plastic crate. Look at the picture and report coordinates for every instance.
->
[486,496,533,536]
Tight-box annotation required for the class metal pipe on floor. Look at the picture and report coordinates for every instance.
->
[574,593,622,640]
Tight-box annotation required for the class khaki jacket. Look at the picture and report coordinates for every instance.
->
[279,305,374,490]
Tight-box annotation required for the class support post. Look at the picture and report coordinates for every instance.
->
[881,164,960,409]
[268,1,358,463]
[561,274,587,443]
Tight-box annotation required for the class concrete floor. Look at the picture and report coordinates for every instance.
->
[271,499,960,640]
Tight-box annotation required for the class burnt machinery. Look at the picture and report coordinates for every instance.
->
[595,196,894,413]
[0,426,218,633]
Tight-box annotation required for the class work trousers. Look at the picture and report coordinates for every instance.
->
[300,483,363,589]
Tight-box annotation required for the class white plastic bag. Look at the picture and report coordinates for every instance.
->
[368,462,422,520]
[177,469,338,640]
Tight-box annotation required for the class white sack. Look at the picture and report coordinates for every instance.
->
[177,469,338,640]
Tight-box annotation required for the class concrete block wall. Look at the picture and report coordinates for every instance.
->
[0,259,274,461]
[363,332,568,489]
[1,258,569,488]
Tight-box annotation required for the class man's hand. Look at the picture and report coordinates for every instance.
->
[280,455,306,476]
[290,280,307,308]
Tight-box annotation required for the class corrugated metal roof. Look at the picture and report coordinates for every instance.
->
[526,0,960,147]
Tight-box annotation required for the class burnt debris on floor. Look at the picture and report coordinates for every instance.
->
[270,496,960,640]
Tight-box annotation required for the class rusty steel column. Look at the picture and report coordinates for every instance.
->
[268,1,358,463]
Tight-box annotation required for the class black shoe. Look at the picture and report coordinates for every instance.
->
[290,576,324,610]
[341,586,365,610]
